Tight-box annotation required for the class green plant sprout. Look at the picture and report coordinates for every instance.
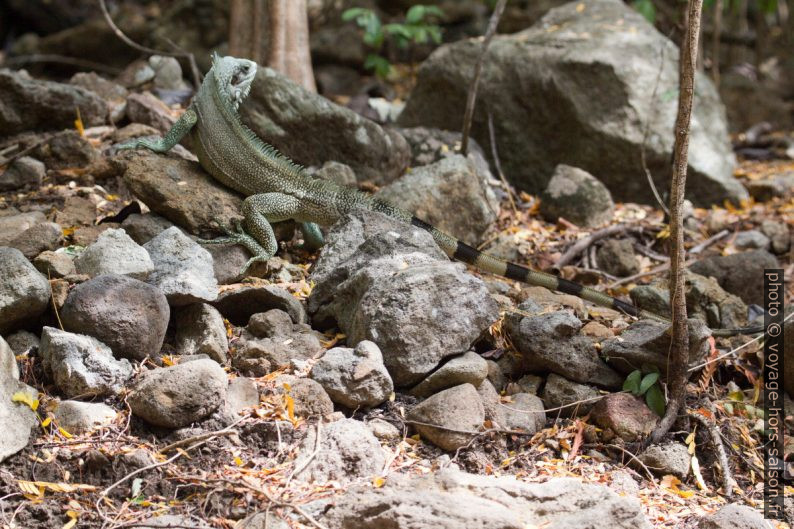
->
[623,368,666,417]
[342,5,444,78]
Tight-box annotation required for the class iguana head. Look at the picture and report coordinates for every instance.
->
[211,54,257,111]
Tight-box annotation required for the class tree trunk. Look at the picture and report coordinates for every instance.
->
[228,0,316,93]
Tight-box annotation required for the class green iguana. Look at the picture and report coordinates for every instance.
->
[118,55,759,337]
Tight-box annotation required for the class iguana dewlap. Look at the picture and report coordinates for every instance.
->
[118,54,754,337]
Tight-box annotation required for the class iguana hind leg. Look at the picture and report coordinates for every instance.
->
[198,192,305,273]
[116,108,198,153]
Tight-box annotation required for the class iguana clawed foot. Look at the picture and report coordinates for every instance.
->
[197,216,273,276]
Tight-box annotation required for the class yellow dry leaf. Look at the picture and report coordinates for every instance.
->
[161,356,175,367]
[691,455,709,492]
[372,476,385,488]
[12,391,39,411]
[285,394,295,421]
[61,226,76,238]
[74,107,84,136]
[234,457,243,466]
[58,427,73,439]
[18,481,97,495]
[62,510,78,529]
[41,417,52,428]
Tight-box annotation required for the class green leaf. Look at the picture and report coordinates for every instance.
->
[632,0,656,23]
[363,29,384,49]
[341,7,369,21]
[364,54,391,79]
[413,26,428,44]
[364,13,382,41]
[427,26,443,44]
[384,23,414,40]
[422,5,444,19]
[623,370,642,395]
[645,384,666,417]
[639,373,660,395]
[405,5,427,24]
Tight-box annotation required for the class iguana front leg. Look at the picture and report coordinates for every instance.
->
[199,192,307,273]
[116,107,198,153]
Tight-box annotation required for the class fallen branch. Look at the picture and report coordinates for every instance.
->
[555,224,647,269]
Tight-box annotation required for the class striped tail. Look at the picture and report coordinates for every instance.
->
[406,214,670,324]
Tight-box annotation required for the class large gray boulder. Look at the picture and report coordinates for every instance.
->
[0,69,107,135]
[376,154,499,245]
[308,210,498,387]
[316,466,652,528]
[241,67,410,185]
[398,0,746,207]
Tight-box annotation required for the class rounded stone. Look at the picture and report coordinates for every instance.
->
[60,274,169,360]
[128,359,227,428]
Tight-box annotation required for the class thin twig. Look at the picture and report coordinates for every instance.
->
[487,110,518,216]
[158,429,238,454]
[0,135,54,168]
[282,421,321,489]
[688,410,733,497]
[688,311,794,372]
[460,0,507,154]
[97,0,201,90]
[216,477,329,529]
[606,444,658,485]
[689,229,729,254]
[639,45,671,216]
[96,419,244,529]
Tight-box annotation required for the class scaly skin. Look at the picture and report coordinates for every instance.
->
[118,54,759,337]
